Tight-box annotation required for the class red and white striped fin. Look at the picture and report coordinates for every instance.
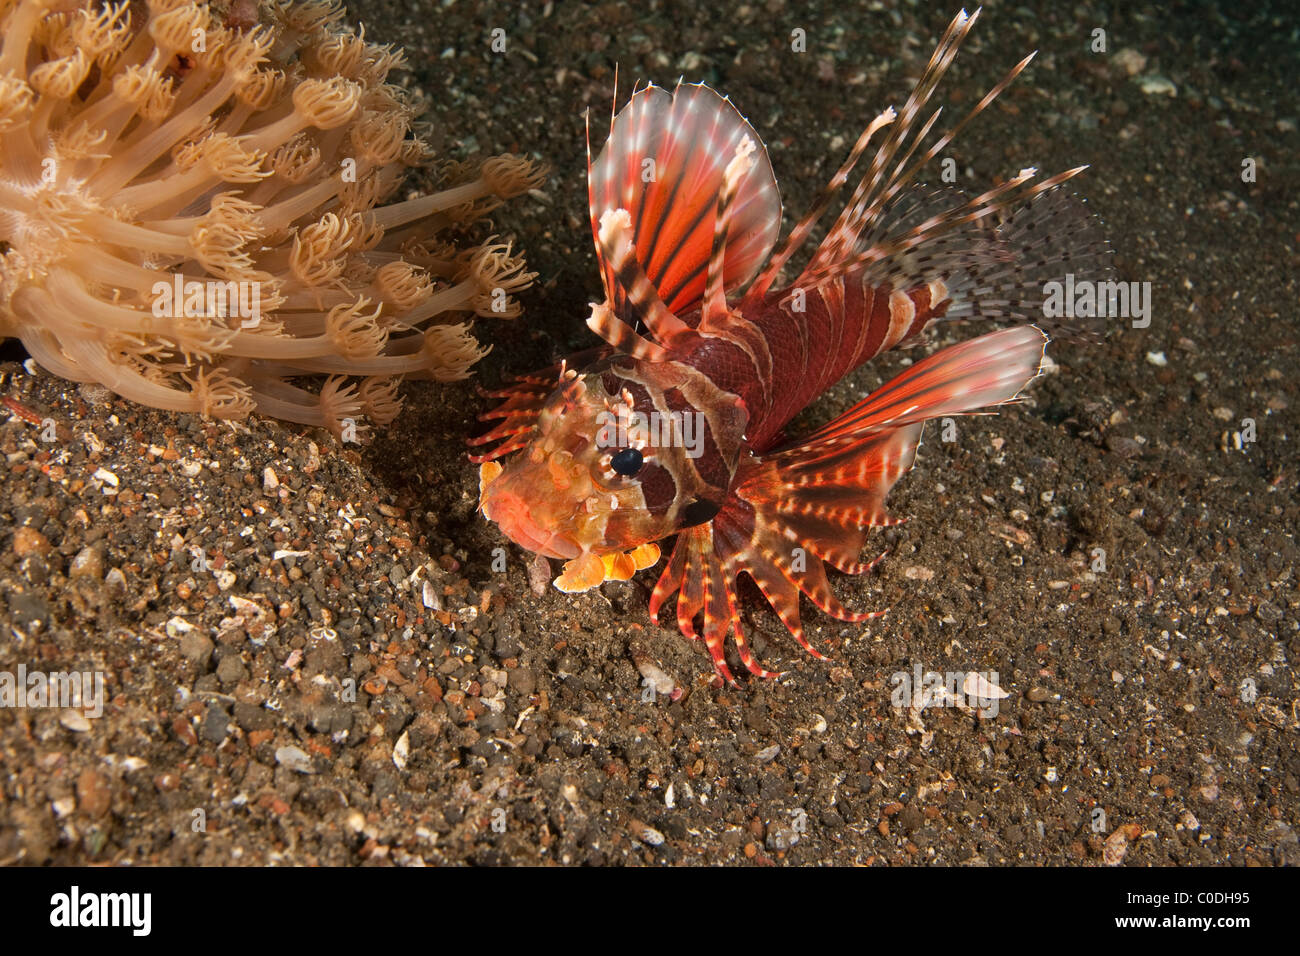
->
[738,6,1100,328]
[648,429,911,684]
[588,82,781,320]
[786,325,1046,452]
[588,208,693,354]
[649,325,1045,683]
[467,374,554,463]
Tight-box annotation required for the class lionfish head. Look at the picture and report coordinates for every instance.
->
[478,353,749,590]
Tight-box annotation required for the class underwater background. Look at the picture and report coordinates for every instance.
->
[0,0,1295,865]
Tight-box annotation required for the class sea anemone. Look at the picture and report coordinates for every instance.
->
[0,0,545,438]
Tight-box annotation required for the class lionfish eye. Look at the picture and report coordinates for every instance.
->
[610,448,644,476]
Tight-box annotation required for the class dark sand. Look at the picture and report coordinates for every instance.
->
[1,0,1295,865]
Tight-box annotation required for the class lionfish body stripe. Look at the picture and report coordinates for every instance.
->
[473,9,1113,683]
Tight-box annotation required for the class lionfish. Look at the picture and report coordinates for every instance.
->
[472,9,1111,683]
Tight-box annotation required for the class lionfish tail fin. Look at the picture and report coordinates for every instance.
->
[649,325,1046,683]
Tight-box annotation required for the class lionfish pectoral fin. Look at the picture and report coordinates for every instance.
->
[556,543,663,592]
[554,553,606,593]
[785,325,1048,448]
[962,185,1115,343]
[468,371,560,463]
[588,82,782,324]
[467,347,613,463]
[647,450,898,686]
[650,326,1048,684]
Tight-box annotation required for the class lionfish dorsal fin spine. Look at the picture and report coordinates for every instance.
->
[797,19,1039,295]
[592,207,693,350]
[585,302,672,363]
[700,136,757,323]
[743,106,896,307]
[741,9,1035,306]
[588,82,782,322]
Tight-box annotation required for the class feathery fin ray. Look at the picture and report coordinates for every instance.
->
[587,82,781,323]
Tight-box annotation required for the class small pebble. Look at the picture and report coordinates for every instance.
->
[1103,824,1143,865]
[165,616,194,638]
[276,745,315,774]
[629,819,664,846]
[422,579,440,610]
[179,631,214,666]
[69,545,103,580]
[60,710,92,733]
[76,770,112,818]
[1112,48,1148,77]
[634,657,675,697]
[1136,75,1177,97]
[12,527,51,558]
[527,552,551,596]
[200,706,229,744]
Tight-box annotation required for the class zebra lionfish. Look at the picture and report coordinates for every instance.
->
[472,9,1112,683]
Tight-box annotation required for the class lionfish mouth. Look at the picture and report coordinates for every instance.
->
[479,460,664,592]
[478,461,582,560]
